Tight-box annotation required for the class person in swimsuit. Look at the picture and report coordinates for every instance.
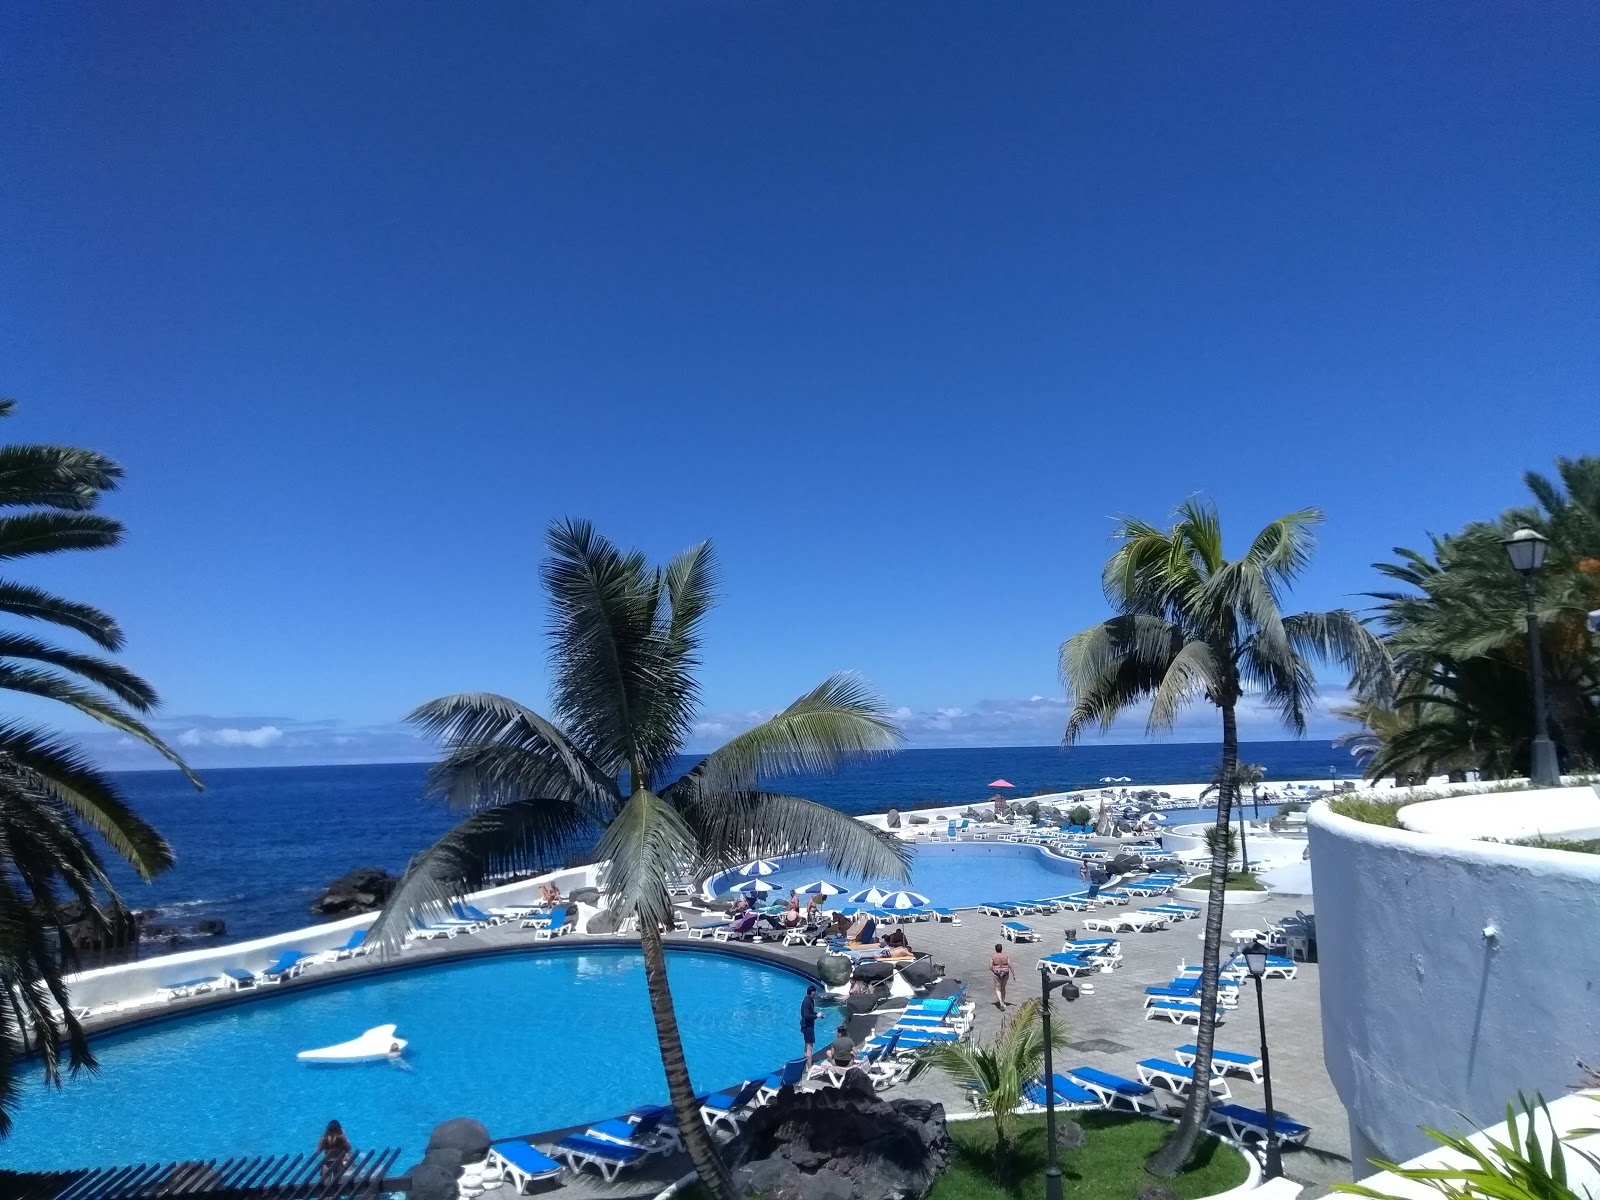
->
[319,1120,352,1182]
[990,943,1013,1008]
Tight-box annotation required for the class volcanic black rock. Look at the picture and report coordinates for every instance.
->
[731,1072,953,1200]
[309,867,398,917]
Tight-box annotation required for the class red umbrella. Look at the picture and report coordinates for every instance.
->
[988,779,1015,789]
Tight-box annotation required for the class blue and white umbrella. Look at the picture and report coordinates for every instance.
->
[876,890,931,911]
[738,859,781,877]
[730,878,774,894]
[847,885,892,906]
[794,880,846,896]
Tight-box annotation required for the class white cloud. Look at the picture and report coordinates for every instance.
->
[176,725,285,748]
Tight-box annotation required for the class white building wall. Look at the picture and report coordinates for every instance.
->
[1308,802,1600,1170]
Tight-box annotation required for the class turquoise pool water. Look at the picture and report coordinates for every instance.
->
[6,947,812,1171]
[713,841,1086,906]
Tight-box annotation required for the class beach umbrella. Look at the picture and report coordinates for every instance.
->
[847,885,894,906]
[793,880,846,896]
[988,778,1015,789]
[875,890,930,911]
[1149,813,1167,823]
[729,878,773,894]
[738,859,780,877]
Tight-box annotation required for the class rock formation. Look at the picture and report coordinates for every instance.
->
[309,866,398,917]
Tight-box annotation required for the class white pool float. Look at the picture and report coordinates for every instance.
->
[297,1024,407,1064]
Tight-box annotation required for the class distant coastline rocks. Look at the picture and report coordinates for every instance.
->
[310,866,399,917]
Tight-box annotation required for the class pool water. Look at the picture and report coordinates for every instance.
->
[5,947,811,1171]
[716,842,1086,907]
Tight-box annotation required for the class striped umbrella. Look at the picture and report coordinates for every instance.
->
[848,885,899,906]
[738,859,781,877]
[729,878,774,894]
[876,890,931,911]
[793,880,846,896]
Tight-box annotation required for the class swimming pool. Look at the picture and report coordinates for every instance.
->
[6,946,812,1171]
[713,841,1086,907]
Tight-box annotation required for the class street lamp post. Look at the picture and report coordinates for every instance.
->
[1241,941,1283,1179]
[1502,528,1561,787]
[1039,966,1066,1200]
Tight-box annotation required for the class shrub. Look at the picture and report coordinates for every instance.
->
[1329,797,1408,827]
[1068,805,1093,826]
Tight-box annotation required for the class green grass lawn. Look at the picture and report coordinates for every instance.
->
[1184,871,1265,891]
[927,1112,1248,1200]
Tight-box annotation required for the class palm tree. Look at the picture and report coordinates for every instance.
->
[1059,499,1389,1174]
[906,999,1063,1178]
[1199,761,1264,871]
[368,519,907,1200]
[0,399,199,1132]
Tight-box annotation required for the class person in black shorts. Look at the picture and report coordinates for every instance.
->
[799,985,818,1069]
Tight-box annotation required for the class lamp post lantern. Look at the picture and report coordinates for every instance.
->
[1501,527,1561,787]
[1241,941,1284,1179]
[1039,966,1067,1200]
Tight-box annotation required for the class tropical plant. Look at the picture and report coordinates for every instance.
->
[1353,457,1600,783]
[1334,1094,1600,1200]
[1199,761,1263,870]
[1059,498,1390,1174]
[368,519,907,1200]
[1068,804,1093,827]
[0,399,198,1133]
[1202,824,1237,862]
[906,998,1065,1178]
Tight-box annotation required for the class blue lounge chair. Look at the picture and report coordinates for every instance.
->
[1064,1066,1160,1113]
[584,1108,680,1156]
[1175,1044,1264,1083]
[1001,921,1039,943]
[700,1079,764,1137]
[686,918,729,939]
[552,1134,648,1181]
[1146,998,1223,1026]
[157,976,219,1000]
[757,1057,809,1101]
[1022,1074,1102,1110]
[330,929,368,959]
[1041,953,1098,979]
[220,967,257,990]
[489,1140,565,1189]
[979,901,1023,916]
[259,951,306,984]
[1136,1058,1231,1100]
[1208,1103,1311,1146]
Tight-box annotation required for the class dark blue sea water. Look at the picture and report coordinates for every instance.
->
[106,741,1351,949]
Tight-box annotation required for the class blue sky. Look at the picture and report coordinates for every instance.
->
[2,3,1597,769]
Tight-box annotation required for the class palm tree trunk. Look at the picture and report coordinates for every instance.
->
[637,921,737,1200]
[1148,700,1235,1175]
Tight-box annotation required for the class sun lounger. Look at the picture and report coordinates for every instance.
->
[687,918,729,939]
[700,1079,765,1137]
[157,976,219,1000]
[1021,1074,1103,1111]
[1144,905,1198,920]
[583,1108,680,1156]
[1001,921,1039,943]
[220,967,257,990]
[1175,1045,1264,1083]
[1040,953,1099,980]
[1081,917,1120,933]
[1045,893,1097,911]
[488,1140,566,1191]
[1145,998,1223,1025]
[408,921,462,940]
[757,1058,810,1102]
[1208,1103,1311,1146]
[1136,1058,1232,1100]
[332,929,369,958]
[259,951,306,984]
[1064,1066,1160,1113]
[552,1134,648,1181]
[927,907,961,924]
[979,901,1023,916]
[455,903,507,926]
[530,913,574,940]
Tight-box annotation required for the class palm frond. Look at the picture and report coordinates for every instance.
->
[408,692,619,810]
[0,439,121,512]
[1283,610,1394,702]
[542,518,693,780]
[592,788,696,932]
[0,630,158,710]
[1147,640,1223,731]
[0,581,123,650]
[0,721,174,877]
[675,789,909,881]
[0,664,199,780]
[1060,616,1184,742]
[367,798,599,951]
[1241,508,1322,584]
[677,673,901,795]
[0,512,122,561]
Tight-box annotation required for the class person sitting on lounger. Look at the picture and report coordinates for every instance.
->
[879,941,915,961]
[729,896,749,917]
[830,1023,855,1068]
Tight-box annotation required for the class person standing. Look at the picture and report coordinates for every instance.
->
[990,943,1013,1008]
[799,985,818,1070]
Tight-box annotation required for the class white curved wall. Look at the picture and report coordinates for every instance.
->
[67,866,600,1012]
[1398,785,1600,841]
[1308,801,1600,1170]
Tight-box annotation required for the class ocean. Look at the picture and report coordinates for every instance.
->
[103,740,1351,950]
